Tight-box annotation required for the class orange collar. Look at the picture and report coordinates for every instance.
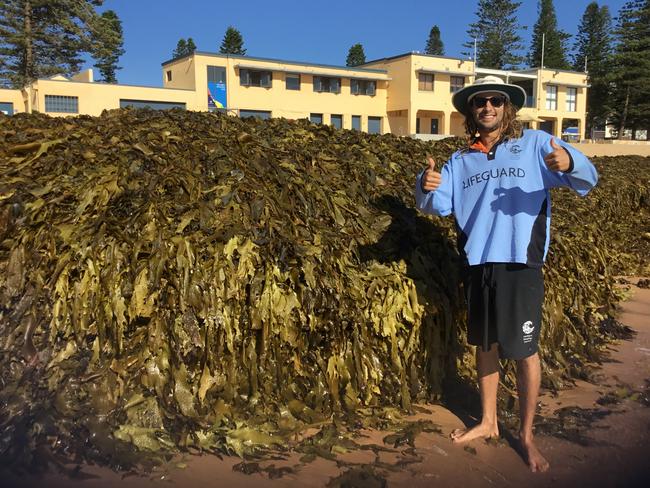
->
[469,139,490,153]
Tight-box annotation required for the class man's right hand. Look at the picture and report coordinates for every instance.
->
[421,156,442,192]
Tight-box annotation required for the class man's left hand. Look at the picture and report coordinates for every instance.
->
[544,138,571,172]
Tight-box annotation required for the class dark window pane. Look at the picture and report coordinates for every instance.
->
[352,115,361,130]
[0,102,13,115]
[286,74,300,90]
[450,76,464,93]
[240,110,271,119]
[120,99,186,110]
[368,116,381,134]
[331,114,342,129]
[208,66,226,83]
[310,113,323,124]
[45,95,78,113]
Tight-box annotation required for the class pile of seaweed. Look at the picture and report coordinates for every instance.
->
[0,109,647,472]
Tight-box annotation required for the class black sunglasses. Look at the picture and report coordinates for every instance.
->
[471,96,507,108]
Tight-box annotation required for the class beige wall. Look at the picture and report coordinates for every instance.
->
[29,79,195,116]
[0,88,24,114]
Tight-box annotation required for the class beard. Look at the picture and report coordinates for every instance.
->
[473,112,504,132]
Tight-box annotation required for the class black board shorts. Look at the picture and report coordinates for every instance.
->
[463,263,544,360]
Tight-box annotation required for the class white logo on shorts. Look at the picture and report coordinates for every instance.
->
[522,320,534,343]
[522,321,534,335]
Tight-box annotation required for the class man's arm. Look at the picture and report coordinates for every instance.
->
[415,156,453,216]
[540,137,598,196]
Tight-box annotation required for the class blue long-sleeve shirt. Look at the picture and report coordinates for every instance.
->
[415,129,598,267]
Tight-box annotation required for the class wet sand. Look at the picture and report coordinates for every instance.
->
[3,279,649,488]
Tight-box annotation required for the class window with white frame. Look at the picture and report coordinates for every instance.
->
[313,76,341,93]
[240,69,272,87]
[566,87,577,112]
[546,85,558,110]
[45,95,78,113]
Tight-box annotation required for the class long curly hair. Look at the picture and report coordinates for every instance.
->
[463,100,523,144]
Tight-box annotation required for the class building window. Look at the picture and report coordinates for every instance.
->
[286,73,300,90]
[240,110,271,119]
[313,76,341,93]
[352,115,361,131]
[416,118,420,134]
[310,113,323,124]
[450,76,464,93]
[566,87,577,112]
[0,102,13,115]
[368,116,381,134]
[208,66,226,83]
[166,70,172,82]
[418,73,434,91]
[431,119,439,134]
[331,114,342,129]
[546,85,558,110]
[351,79,376,96]
[44,95,78,113]
[240,69,272,87]
[120,99,186,110]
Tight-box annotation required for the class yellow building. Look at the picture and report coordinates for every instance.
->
[0,51,588,140]
[162,52,390,133]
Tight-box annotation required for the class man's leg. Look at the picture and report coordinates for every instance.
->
[516,352,549,472]
[451,343,500,443]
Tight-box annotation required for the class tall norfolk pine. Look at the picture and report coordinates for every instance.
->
[219,26,246,56]
[0,0,109,88]
[527,0,571,69]
[463,0,525,69]
[91,9,125,84]
[610,0,650,138]
[573,2,613,135]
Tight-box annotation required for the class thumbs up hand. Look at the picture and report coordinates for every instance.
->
[544,138,571,172]
[422,156,442,192]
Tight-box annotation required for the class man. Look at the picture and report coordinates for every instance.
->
[415,76,598,472]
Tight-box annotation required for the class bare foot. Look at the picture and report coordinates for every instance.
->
[521,437,550,473]
[450,422,499,444]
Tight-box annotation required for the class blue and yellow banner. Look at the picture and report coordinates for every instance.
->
[208,81,226,110]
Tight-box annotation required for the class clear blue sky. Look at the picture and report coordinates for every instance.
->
[91,0,628,87]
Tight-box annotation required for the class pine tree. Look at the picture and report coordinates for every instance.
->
[610,0,650,138]
[527,0,571,69]
[0,0,105,88]
[573,2,613,135]
[173,39,187,58]
[424,26,444,55]
[91,9,124,83]
[219,26,246,55]
[463,0,525,69]
[173,37,197,58]
[346,43,366,67]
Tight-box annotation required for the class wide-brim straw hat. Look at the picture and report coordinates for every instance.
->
[452,75,527,115]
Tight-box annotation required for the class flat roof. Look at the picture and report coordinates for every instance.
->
[363,52,474,65]
[162,51,388,74]
[36,78,194,91]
